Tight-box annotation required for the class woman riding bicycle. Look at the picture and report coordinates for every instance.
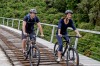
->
[56,10,81,62]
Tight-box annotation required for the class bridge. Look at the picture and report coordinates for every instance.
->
[0,17,100,66]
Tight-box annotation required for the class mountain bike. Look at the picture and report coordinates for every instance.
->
[24,33,40,66]
[54,35,80,66]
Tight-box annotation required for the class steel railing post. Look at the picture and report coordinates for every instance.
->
[12,19,14,28]
[74,38,78,49]
[18,20,20,30]
[50,26,55,43]
[3,17,5,25]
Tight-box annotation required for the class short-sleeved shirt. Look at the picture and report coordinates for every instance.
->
[57,18,76,35]
[23,14,40,33]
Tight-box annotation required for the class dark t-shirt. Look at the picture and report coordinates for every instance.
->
[57,18,76,35]
[23,14,40,33]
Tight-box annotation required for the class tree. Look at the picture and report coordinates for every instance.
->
[78,0,100,26]
[53,0,66,12]
[89,0,100,26]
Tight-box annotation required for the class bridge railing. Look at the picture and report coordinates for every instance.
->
[0,17,100,61]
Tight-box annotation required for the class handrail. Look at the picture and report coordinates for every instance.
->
[0,17,100,45]
[0,17,100,34]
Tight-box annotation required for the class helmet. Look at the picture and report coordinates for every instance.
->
[65,10,73,14]
[30,9,37,14]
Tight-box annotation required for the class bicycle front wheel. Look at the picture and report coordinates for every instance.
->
[54,42,59,61]
[66,47,79,66]
[30,45,40,66]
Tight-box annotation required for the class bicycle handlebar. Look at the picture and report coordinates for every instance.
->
[62,35,81,38]
[26,34,44,38]
[55,35,81,38]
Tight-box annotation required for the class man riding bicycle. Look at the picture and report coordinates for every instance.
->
[56,10,81,62]
[22,9,44,54]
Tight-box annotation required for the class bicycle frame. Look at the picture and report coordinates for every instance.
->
[25,34,36,59]
[61,36,79,56]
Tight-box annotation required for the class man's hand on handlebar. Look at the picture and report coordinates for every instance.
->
[24,32,27,36]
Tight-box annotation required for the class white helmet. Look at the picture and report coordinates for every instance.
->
[65,10,73,14]
[30,9,37,14]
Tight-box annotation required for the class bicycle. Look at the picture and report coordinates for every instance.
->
[23,33,40,66]
[54,35,80,66]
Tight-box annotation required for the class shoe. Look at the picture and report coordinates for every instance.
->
[56,58,61,62]
[23,52,26,57]
[22,50,26,56]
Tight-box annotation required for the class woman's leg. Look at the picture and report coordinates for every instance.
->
[56,35,63,61]
[64,34,70,43]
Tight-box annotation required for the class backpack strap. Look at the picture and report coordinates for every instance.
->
[34,16,37,22]
[26,14,30,22]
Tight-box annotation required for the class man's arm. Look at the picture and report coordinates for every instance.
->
[22,21,26,34]
[37,22,44,36]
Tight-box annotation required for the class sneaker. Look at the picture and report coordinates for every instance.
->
[23,52,26,57]
[56,58,61,62]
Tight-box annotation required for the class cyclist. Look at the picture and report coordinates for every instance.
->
[56,10,81,62]
[22,9,44,54]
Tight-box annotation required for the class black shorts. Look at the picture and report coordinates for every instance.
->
[22,31,36,40]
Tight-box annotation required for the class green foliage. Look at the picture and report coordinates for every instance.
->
[0,0,100,61]
[94,26,100,31]
[78,22,94,30]
[53,0,66,12]
[78,0,100,26]
[66,0,81,11]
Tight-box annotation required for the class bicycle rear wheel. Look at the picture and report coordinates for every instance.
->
[66,47,79,66]
[30,45,40,66]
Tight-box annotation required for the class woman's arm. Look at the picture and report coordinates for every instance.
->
[58,19,62,37]
[75,30,81,37]
[70,20,81,37]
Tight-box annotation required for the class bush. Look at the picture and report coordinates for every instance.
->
[53,0,66,12]
[46,8,58,14]
[94,26,100,31]
[78,22,94,30]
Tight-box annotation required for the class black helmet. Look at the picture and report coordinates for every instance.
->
[30,9,37,14]
[65,10,73,14]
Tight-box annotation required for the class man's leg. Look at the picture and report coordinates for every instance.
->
[22,39,26,53]
[22,31,27,53]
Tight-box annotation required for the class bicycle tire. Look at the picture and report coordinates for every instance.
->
[54,42,59,61]
[30,45,40,66]
[66,47,79,66]
[23,43,30,60]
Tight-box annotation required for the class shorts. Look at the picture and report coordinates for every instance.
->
[22,31,36,40]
